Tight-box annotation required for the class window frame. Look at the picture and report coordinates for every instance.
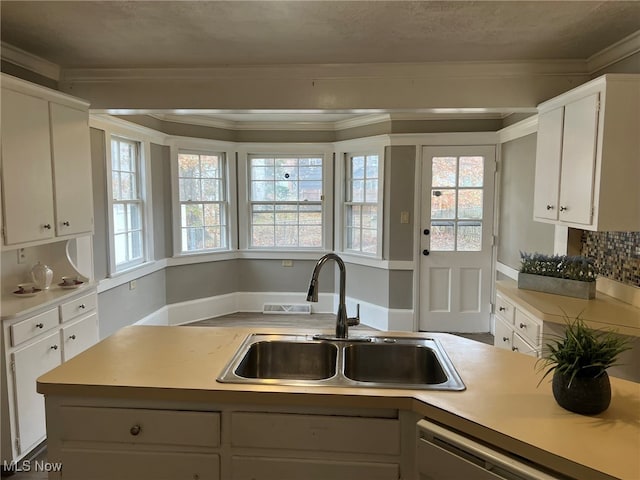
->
[335,140,386,259]
[237,144,334,252]
[170,139,237,257]
[105,131,154,276]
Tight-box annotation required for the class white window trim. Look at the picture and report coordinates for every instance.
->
[237,143,334,252]
[334,137,388,260]
[169,137,238,257]
[104,125,155,277]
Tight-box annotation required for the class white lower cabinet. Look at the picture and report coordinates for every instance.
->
[44,403,408,480]
[1,289,99,468]
[493,293,541,357]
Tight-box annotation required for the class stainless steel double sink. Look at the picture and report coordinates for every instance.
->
[217,334,465,391]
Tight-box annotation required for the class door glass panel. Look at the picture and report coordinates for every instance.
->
[458,156,484,187]
[458,190,483,219]
[430,222,455,251]
[431,190,456,219]
[432,157,457,187]
[457,222,482,251]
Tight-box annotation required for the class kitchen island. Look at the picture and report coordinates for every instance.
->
[37,325,639,480]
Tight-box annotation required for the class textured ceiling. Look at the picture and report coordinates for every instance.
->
[2,1,640,69]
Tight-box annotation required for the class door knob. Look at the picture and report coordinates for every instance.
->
[422,249,430,256]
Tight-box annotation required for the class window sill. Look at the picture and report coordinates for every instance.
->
[98,260,167,293]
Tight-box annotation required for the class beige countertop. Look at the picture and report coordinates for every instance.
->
[38,325,640,480]
[497,279,640,337]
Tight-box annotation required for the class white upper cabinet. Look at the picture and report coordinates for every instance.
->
[1,74,93,247]
[533,74,640,231]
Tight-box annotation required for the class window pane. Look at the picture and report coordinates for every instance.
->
[128,203,141,230]
[114,233,127,265]
[179,178,200,201]
[299,226,322,247]
[111,142,120,170]
[346,226,360,250]
[299,165,322,180]
[182,204,203,227]
[113,204,126,234]
[431,222,455,251]
[351,156,365,179]
[178,153,200,178]
[120,173,135,200]
[365,156,378,178]
[251,181,274,201]
[361,205,377,228]
[111,172,121,200]
[275,164,298,181]
[362,229,377,253]
[204,204,221,226]
[275,226,298,247]
[204,227,221,249]
[431,190,456,219]
[252,166,274,181]
[251,157,273,167]
[129,231,143,260]
[458,189,483,219]
[351,180,364,202]
[457,222,482,251]
[183,228,204,251]
[119,143,132,172]
[299,209,321,225]
[252,225,275,247]
[275,181,297,201]
[432,157,457,187]
[201,155,220,178]
[275,206,298,225]
[202,179,222,201]
[299,181,322,201]
[365,179,378,203]
[459,156,484,187]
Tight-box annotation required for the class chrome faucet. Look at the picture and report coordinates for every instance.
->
[307,253,359,339]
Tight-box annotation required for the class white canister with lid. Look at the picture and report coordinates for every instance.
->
[31,262,53,290]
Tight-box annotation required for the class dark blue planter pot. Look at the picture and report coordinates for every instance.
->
[552,370,611,415]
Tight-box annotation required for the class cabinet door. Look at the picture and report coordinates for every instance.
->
[558,93,600,225]
[493,318,513,352]
[512,333,539,357]
[62,313,98,362]
[0,89,55,245]
[533,107,563,221]
[11,331,62,455]
[49,103,94,236]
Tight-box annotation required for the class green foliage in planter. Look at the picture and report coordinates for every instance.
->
[536,317,630,387]
[520,252,597,282]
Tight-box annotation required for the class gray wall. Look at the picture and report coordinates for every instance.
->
[151,143,173,259]
[90,128,109,280]
[343,264,413,309]
[497,134,555,269]
[384,146,416,261]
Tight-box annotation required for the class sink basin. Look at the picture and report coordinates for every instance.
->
[235,340,337,380]
[343,343,448,384]
[218,334,465,391]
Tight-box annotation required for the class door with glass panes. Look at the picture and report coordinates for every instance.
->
[419,146,495,332]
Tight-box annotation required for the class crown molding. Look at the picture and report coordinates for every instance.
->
[497,115,538,143]
[89,114,168,144]
[588,29,640,74]
[1,42,61,81]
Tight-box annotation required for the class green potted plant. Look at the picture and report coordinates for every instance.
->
[519,252,597,299]
[536,318,630,415]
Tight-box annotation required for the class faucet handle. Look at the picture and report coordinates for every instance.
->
[347,303,360,327]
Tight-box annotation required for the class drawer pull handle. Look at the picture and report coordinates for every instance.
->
[512,346,519,352]
[79,304,86,309]
[502,337,509,342]
[50,345,58,350]
[519,323,526,329]
[43,224,52,230]
[35,323,44,329]
[498,306,506,312]
[69,334,77,340]
[62,221,70,226]
[130,424,142,436]
[559,206,568,212]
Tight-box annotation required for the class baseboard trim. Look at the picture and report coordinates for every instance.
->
[132,292,414,331]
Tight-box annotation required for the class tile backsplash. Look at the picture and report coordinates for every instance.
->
[581,231,640,287]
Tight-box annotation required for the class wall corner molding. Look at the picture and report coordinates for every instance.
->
[497,115,538,144]
[1,42,61,81]
[588,30,640,74]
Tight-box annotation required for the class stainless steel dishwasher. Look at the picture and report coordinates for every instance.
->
[416,420,565,480]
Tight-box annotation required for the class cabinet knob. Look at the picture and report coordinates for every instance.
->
[502,336,509,342]
[130,424,142,436]
[79,304,86,309]
[43,224,52,230]
[559,206,568,212]
[498,306,506,312]
[512,346,519,352]
[35,323,44,329]
[62,221,70,227]
[69,334,77,340]
[50,345,58,350]
[519,323,526,329]
[422,249,430,256]
[546,205,554,210]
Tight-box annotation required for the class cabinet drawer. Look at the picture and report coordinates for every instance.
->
[62,313,99,361]
[493,318,513,351]
[512,333,539,358]
[10,308,58,347]
[60,450,220,480]
[60,292,96,322]
[231,456,399,480]
[60,407,220,447]
[515,310,541,346]
[495,294,515,325]
[231,412,399,455]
